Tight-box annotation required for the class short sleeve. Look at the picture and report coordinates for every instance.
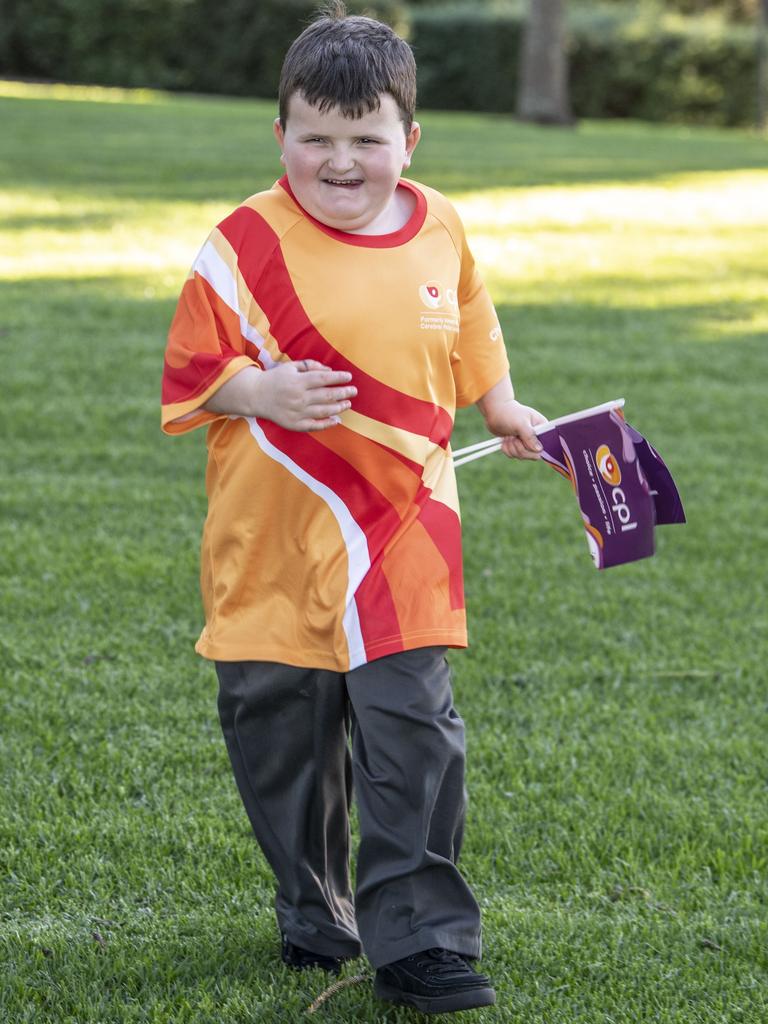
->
[161,230,261,435]
[451,231,510,408]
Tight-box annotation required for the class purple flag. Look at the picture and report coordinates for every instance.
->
[535,400,685,569]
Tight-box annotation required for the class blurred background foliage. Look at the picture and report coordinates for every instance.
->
[0,0,764,125]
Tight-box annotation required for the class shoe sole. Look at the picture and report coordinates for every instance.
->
[374,976,496,1013]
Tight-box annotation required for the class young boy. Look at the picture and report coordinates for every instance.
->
[162,2,545,1014]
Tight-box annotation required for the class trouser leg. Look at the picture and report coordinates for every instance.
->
[215,660,362,958]
[345,647,482,968]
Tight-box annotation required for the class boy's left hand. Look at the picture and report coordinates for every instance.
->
[475,378,547,460]
[492,400,547,460]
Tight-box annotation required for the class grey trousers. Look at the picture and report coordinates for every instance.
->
[215,646,482,968]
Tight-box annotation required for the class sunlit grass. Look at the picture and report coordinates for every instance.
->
[0,193,225,281]
[455,172,768,315]
[5,165,768,358]
[0,79,170,105]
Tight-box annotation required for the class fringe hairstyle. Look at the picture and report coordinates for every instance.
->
[278,1,417,131]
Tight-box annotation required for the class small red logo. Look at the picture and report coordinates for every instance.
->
[596,444,621,486]
[419,281,443,309]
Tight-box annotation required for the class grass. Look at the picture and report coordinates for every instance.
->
[1,80,767,1023]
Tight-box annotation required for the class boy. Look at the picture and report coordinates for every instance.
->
[162,2,545,1014]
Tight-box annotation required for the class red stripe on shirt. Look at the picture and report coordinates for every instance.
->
[217,205,454,448]
[163,275,250,406]
[319,427,464,614]
[259,421,404,658]
[416,498,464,611]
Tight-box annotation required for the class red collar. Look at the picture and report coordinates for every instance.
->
[278,175,427,248]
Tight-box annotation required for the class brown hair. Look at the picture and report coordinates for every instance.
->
[278,1,417,132]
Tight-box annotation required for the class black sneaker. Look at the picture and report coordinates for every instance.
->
[374,947,496,1014]
[280,933,347,975]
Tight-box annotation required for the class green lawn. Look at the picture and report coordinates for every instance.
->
[1,81,767,1023]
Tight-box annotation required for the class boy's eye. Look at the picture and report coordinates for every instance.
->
[357,138,379,145]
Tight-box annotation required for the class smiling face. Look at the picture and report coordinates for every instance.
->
[273,92,420,235]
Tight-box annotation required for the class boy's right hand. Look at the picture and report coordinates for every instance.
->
[257,359,357,431]
[203,360,357,431]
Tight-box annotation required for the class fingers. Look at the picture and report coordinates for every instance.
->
[292,363,357,419]
[502,437,540,460]
[309,385,358,405]
[296,359,328,373]
[501,429,543,460]
[295,360,353,387]
[302,416,344,432]
[301,398,353,420]
[302,370,356,391]
[299,381,357,419]
[503,404,547,459]
[523,430,544,454]
[262,360,357,430]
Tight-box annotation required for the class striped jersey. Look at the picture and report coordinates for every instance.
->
[162,176,509,670]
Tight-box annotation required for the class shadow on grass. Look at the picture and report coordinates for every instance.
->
[0,273,763,447]
[2,91,767,205]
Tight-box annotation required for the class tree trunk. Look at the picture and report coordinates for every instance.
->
[758,0,768,130]
[517,0,573,126]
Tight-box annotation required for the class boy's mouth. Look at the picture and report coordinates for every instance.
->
[323,178,363,188]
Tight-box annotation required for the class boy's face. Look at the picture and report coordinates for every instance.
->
[274,92,420,233]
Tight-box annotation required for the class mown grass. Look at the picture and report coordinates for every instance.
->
[1,81,767,1023]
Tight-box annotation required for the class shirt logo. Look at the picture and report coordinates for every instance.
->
[419,281,443,309]
[419,281,459,333]
[595,444,622,486]
[419,281,458,310]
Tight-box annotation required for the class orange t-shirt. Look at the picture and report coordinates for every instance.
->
[162,177,509,670]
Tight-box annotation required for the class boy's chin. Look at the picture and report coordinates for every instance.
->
[311,203,378,233]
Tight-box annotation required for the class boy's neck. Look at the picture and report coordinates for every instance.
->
[345,182,416,236]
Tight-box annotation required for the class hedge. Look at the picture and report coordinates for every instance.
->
[568,7,759,125]
[411,6,524,115]
[0,0,402,95]
[0,0,761,126]
[411,4,760,126]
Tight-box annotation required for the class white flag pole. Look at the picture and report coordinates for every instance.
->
[451,398,626,469]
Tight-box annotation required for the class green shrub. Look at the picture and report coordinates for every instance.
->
[409,2,759,126]
[567,6,759,125]
[0,0,191,89]
[0,0,760,124]
[0,0,402,96]
[411,5,524,113]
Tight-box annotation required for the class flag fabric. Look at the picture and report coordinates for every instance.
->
[535,400,685,569]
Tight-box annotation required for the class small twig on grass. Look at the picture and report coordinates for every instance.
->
[607,884,677,916]
[306,974,371,1014]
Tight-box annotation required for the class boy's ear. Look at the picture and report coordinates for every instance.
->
[403,120,421,170]
[273,117,286,162]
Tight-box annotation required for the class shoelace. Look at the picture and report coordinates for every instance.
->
[408,948,472,977]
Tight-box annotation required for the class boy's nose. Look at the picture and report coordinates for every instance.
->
[326,147,355,173]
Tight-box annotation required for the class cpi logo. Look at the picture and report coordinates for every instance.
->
[595,444,621,486]
[595,443,638,534]
[419,281,458,310]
